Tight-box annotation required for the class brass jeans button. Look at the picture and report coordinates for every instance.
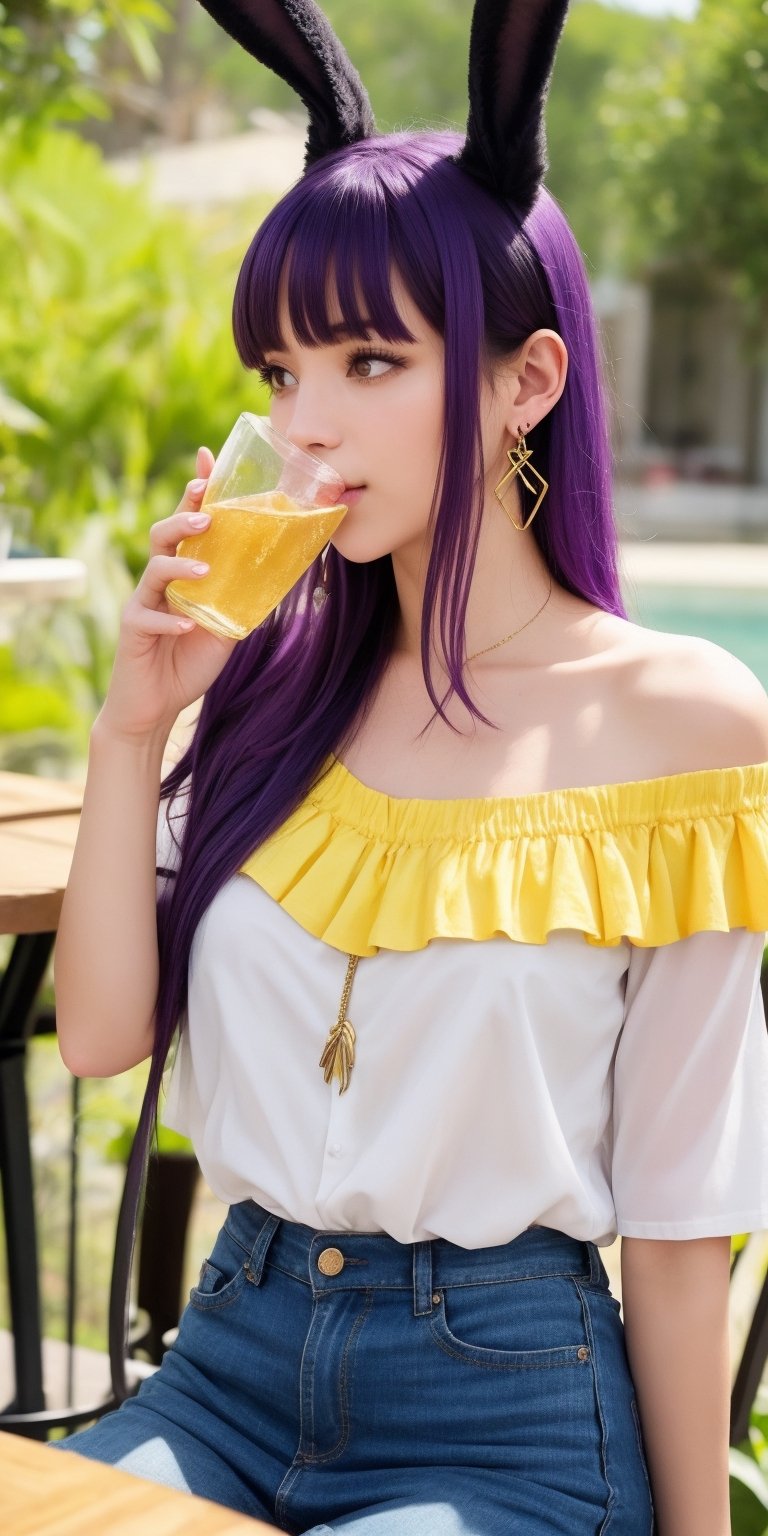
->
[317,1246,345,1276]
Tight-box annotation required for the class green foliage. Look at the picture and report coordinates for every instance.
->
[603,0,768,330]
[0,646,76,731]
[731,1442,768,1534]
[0,126,270,763]
[0,0,172,133]
[546,2,669,270]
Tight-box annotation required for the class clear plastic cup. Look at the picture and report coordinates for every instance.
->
[166,414,348,640]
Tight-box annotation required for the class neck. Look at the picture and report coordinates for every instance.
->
[390,481,558,671]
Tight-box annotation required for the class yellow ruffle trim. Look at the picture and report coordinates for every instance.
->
[239,755,768,954]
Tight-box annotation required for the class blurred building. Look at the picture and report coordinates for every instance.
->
[596,270,768,538]
[597,275,767,480]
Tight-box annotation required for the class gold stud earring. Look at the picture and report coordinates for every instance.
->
[494,423,549,531]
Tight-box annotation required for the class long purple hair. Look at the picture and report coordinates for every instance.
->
[117,130,626,1358]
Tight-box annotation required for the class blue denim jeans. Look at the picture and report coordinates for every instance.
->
[57,1200,655,1533]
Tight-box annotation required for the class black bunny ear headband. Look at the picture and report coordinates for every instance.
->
[195,0,570,218]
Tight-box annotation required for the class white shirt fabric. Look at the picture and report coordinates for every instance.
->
[159,790,768,1248]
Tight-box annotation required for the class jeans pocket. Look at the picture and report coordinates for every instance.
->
[188,1223,250,1312]
[428,1276,593,1372]
[580,1283,622,1317]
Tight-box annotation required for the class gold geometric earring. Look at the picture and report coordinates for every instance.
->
[494,423,549,531]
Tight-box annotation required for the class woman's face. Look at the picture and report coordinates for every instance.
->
[260,273,450,566]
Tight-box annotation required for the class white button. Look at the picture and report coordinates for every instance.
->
[328,1142,344,1157]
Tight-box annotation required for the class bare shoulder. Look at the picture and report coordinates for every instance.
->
[617,621,768,774]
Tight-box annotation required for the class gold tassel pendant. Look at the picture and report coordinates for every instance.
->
[319,954,359,1093]
[319,1017,356,1093]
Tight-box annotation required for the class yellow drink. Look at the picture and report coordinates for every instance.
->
[166,490,348,640]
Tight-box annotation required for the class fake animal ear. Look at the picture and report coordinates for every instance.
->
[195,0,375,170]
[457,0,571,215]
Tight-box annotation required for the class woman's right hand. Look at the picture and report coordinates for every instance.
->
[97,447,238,745]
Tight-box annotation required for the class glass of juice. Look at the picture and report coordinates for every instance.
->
[165,414,348,640]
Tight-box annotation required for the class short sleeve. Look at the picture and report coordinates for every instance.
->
[156,777,191,900]
[611,928,768,1239]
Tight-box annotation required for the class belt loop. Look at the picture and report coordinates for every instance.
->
[245,1212,281,1285]
[412,1240,434,1316]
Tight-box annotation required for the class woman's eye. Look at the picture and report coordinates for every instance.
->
[257,364,296,393]
[257,351,403,393]
[349,353,396,380]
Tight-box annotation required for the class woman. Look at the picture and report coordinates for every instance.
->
[54,1,768,1532]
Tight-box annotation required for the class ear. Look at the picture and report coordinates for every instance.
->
[195,0,375,169]
[457,0,571,214]
[501,329,568,432]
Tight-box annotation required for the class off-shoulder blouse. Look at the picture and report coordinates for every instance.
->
[161,754,768,1248]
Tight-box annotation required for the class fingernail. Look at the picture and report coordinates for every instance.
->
[191,562,209,575]
[190,478,207,494]
[189,513,210,528]
[178,619,196,631]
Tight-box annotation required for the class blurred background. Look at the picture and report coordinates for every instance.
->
[1,0,767,1484]
[0,0,766,778]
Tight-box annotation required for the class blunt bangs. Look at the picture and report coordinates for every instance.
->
[232,140,442,363]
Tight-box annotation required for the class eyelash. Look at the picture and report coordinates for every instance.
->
[255,346,406,394]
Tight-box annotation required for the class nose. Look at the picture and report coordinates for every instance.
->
[280,379,343,458]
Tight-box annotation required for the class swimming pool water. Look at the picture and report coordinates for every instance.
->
[627,585,768,692]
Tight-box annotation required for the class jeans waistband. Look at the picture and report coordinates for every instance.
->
[223,1200,604,1319]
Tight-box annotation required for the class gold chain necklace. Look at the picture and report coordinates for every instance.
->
[466,572,553,662]
[318,575,554,1093]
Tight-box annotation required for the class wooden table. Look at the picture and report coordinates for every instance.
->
[0,772,84,932]
[0,772,82,825]
[0,1430,278,1533]
[0,772,85,1430]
